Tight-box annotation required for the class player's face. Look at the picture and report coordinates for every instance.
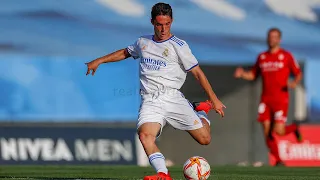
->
[152,15,173,41]
[267,30,281,49]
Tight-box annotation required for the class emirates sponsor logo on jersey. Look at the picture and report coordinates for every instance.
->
[278,140,320,160]
[141,58,167,71]
[260,61,284,71]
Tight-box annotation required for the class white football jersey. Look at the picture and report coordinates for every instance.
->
[126,35,198,94]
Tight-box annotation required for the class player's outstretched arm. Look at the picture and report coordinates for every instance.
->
[85,48,131,76]
[234,67,255,81]
[189,65,226,117]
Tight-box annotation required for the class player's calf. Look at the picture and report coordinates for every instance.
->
[138,123,162,155]
[138,123,169,175]
[189,100,213,145]
[139,132,157,151]
[273,122,303,142]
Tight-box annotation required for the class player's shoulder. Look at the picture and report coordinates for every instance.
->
[279,48,293,57]
[169,35,187,47]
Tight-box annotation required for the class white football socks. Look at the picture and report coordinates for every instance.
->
[148,152,168,174]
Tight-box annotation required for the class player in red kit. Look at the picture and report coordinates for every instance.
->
[234,28,303,166]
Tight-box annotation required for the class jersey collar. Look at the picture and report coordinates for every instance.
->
[152,34,174,43]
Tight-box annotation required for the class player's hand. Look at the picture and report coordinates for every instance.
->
[211,99,226,117]
[288,81,297,89]
[85,60,100,76]
[234,67,244,78]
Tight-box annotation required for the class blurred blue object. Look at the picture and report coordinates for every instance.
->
[1,0,320,121]
[0,55,140,121]
[305,61,320,122]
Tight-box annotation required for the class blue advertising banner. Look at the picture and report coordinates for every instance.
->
[0,126,137,165]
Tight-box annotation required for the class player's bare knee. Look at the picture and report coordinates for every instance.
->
[138,131,156,145]
[273,123,286,136]
[274,129,285,136]
[198,135,211,145]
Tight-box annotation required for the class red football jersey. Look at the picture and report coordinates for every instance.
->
[251,49,301,102]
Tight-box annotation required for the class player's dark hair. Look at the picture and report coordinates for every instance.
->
[268,27,282,37]
[151,2,172,20]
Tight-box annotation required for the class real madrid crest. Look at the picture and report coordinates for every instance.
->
[162,48,169,57]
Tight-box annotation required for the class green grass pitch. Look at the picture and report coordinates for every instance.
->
[0,165,320,180]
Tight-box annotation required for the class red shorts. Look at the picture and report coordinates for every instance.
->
[257,100,288,123]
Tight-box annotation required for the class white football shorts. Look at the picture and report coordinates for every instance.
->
[137,89,203,137]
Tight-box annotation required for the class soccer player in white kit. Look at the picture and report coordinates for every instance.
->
[85,3,225,180]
